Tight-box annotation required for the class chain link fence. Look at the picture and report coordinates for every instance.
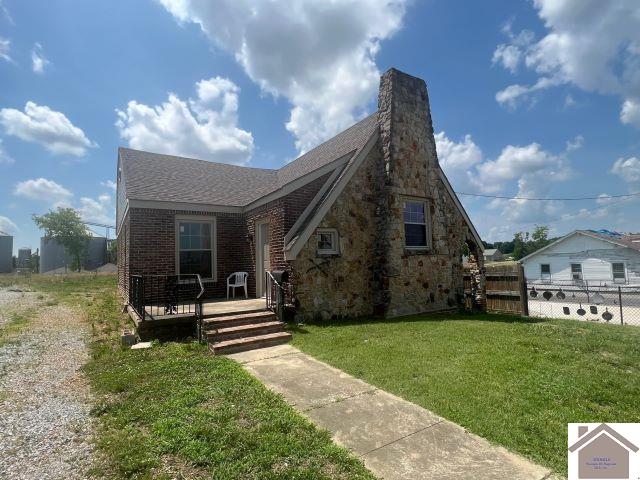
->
[525,279,640,326]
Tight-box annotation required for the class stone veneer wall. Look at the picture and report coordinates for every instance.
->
[290,148,380,320]
[376,68,482,317]
[289,68,483,320]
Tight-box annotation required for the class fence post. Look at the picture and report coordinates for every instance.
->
[518,263,529,317]
[618,286,624,325]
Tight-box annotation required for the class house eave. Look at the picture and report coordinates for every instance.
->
[284,129,379,261]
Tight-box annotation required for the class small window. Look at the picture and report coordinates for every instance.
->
[403,200,430,248]
[316,229,339,255]
[178,220,215,278]
[570,263,582,281]
[612,263,626,283]
[540,264,551,280]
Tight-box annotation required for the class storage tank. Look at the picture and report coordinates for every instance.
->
[40,236,108,273]
[17,248,31,269]
[0,232,12,273]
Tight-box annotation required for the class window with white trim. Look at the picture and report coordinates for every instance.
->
[612,263,626,283]
[403,200,430,249]
[316,228,339,255]
[177,220,215,279]
[540,263,551,280]
[570,263,582,281]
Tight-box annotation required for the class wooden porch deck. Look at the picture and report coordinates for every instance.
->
[201,298,266,317]
[142,297,266,321]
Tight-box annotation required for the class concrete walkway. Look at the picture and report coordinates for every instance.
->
[228,345,553,480]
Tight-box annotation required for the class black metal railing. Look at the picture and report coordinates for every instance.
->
[265,271,293,322]
[129,274,204,327]
[525,279,640,326]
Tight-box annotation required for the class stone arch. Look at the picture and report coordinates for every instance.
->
[463,234,486,311]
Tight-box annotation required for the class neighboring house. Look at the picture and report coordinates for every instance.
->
[117,68,484,320]
[569,424,638,480]
[521,230,640,285]
[483,249,504,262]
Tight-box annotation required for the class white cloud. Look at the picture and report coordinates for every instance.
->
[620,98,640,128]
[0,215,17,235]
[491,23,534,73]
[475,142,570,193]
[435,131,483,191]
[436,131,572,224]
[0,37,11,62]
[157,0,407,153]
[78,194,114,225]
[435,131,483,170]
[0,102,97,156]
[14,178,73,206]
[13,178,115,224]
[101,180,117,191]
[0,139,14,164]
[611,156,640,183]
[495,76,561,109]
[31,43,50,74]
[116,76,254,164]
[565,134,583,152]
[596,193,613,205]
[493,1,640,127]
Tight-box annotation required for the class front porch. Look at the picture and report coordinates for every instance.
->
[141,297,267,322]
[127,274,292,352]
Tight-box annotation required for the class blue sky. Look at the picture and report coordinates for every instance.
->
[1,0,639,253]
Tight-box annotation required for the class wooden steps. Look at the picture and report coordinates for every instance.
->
[204,309,291,355]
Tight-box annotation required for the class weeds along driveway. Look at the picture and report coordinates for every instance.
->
[0,286,95,480]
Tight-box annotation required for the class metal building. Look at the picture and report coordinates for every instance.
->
[17,247,31,269]
[0,231,12,273]
[40,236,108,273]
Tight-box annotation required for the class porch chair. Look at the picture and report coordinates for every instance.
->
[227,272,248,299]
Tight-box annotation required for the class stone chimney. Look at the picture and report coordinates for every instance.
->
[373,68,443,317]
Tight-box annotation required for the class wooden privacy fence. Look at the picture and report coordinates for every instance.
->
[464,262,529,315]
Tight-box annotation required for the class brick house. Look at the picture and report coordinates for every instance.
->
[117,68,484,322]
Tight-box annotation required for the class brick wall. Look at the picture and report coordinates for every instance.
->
[118,174,329,301]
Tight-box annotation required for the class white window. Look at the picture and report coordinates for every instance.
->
[612,263,626,283]
[403,200,430,249]
[176,218,216,279]
[570,263,582,281]
[316,228,339,255]
[540,264,551,280]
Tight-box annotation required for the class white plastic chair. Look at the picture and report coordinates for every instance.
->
[227,272,248,299]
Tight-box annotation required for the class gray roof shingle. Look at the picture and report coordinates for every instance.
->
[119,113,378,208]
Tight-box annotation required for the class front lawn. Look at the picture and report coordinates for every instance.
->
[290,312,640,475]
[1,274,375,479]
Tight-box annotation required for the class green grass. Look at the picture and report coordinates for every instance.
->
[290,312,640,474]
[0,274,375,479]
[0,308,34,347]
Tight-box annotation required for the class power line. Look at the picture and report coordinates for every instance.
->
[455,191,640,201]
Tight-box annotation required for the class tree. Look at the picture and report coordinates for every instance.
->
[512,225,551,260]
[33,208,90,271]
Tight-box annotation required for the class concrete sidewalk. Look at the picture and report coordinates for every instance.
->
[229,345,552,480]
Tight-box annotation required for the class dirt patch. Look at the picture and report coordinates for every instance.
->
[0,288,95,479]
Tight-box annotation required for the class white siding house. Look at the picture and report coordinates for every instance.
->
[521,230,640,286]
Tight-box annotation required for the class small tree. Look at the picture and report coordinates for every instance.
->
[33,208,90,272]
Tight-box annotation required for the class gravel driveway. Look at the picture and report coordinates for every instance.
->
[0,287,95,479]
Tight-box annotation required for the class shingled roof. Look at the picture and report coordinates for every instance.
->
[119,113,378,208]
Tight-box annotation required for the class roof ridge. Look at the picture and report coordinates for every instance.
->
[118,112,378,175]
[118,147,277,173]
